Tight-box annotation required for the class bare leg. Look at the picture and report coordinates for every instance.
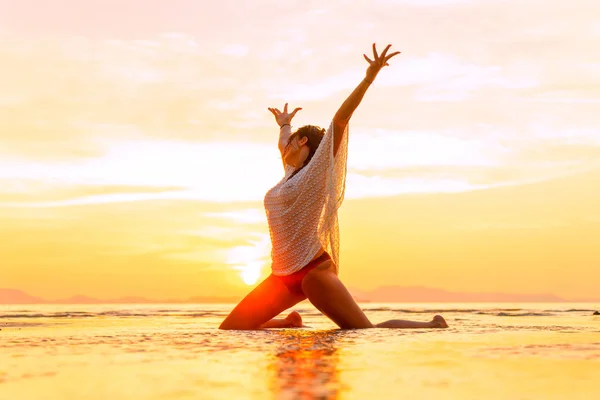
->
[219,275,306,330]
[259,311,303,329]
[301,261,449,329]
[375,315,448,328]
[301,260,373,329]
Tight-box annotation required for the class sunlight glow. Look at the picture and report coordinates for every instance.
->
[224,234,271,285]
[240,262,263,285]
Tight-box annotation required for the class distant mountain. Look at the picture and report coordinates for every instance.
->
[1,287,597,304]
[0,288,45,304]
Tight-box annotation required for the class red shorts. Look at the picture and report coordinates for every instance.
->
[273,252,331,296]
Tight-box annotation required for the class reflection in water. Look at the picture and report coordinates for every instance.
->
[268,330,344,399]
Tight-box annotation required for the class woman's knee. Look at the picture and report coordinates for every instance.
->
[301,270,373,329]
[219,315,259,330]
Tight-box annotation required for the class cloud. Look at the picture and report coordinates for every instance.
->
[220,44,249,57]
[0,139,280,205]
[268,52,539,102]
[348,127,504,171]
[454,221,570,231]
[0,127,504,206]
[2,122,599,207]
[377,53,539,99]
[204,208,266,224]
[346,173,484,198]
[0,181,184,203]
[269,69,362,101]
[224,233,271,266]
[375,0,483,5]
[1,0,599,205]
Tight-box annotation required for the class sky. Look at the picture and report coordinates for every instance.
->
[1,0,599,301]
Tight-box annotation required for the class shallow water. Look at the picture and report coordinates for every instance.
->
[1,303,599,399]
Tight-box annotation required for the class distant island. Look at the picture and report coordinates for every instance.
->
[2,287,597,304]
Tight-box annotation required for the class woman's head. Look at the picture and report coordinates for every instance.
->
[283,125,326,168]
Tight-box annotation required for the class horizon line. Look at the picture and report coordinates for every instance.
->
[2,288,599,304]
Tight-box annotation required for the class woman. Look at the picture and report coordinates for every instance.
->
[219,43,448,330]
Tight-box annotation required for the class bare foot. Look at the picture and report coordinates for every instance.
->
[431,315,448,328]
[285,311,303,327]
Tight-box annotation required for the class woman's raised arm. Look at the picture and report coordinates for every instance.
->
[268,103,302,160]
[332,43,401,156]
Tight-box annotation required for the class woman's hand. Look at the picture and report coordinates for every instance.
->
[268,103,302,127]
[364,43,401,83]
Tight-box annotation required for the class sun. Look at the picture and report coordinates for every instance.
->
[240,263,262,285]
[226,240,270,286]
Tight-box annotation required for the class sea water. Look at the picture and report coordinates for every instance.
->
[1,303,599,399]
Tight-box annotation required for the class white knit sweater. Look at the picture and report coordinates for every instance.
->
[264,120,349,276]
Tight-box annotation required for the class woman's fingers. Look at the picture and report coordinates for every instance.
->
[269,105,301,120]
[379,44,391,60]
[290,107,302,118]
[363,54,374,64]
[372,43,379,60]
[384,51,401,63]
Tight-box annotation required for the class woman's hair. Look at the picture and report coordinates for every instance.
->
[285,125,326,180]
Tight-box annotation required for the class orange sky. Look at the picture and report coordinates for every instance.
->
[1,0,599,301]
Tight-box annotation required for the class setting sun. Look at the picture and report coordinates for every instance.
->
[239,262,263,286]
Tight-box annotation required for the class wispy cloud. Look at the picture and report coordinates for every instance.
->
[204,209,266,225]
[220,44,250,57]
[2,128,598,207]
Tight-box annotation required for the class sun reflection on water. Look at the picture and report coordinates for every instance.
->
[267,330,345,399]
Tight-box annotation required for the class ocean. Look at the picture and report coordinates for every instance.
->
[1,303,599,399]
